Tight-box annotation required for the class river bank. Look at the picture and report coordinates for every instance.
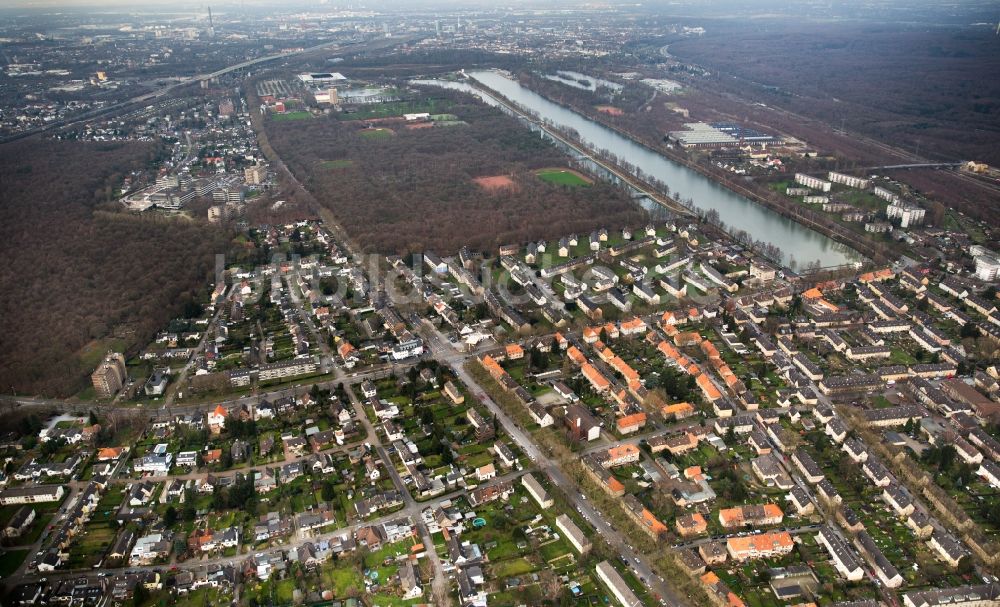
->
[465,70,858,270]
[490,70,889,266]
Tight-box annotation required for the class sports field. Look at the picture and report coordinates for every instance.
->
[360,128,393,140]
[271,111,312,121]
[473,175,517,192]
[535,168,593,187]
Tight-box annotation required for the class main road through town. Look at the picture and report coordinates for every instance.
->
[420,319,687,606]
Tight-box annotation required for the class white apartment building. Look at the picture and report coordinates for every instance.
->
[887,202,926,228]
[872,186,900,203]
[828,171,870,189]
[795,173,832,192]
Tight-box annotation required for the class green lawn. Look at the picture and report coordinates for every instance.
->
[491,556,535,578]
[339,99,444,121]
[360,128,393,140]
[174,587,230,607]
[318,561,365,596]
[65,521,116,568]
[271,111,312,121]
[535,168,592,187]
[834,187,886,211]
[274,578,296,603]
[8,513,53,546]
[0,549,28,576]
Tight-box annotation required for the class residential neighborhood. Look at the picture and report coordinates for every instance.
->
[1,5,999,607]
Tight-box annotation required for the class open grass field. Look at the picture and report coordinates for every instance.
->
[360,127,394,140]
[320,159,354,169]
[271,111,312,122]
[8,513,53,546]
[339,99,444,121]
[174,587,229,607]
[0,550,28,576]
[535,168,593,187]
[66,521,116,568]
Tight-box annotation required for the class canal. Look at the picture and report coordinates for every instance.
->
[419,71,857,269]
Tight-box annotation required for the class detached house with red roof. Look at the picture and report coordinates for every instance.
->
[338,342,359,366]
[616,412,647,435]
[207,405,227,435]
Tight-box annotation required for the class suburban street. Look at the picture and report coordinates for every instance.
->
[420,317,686,606]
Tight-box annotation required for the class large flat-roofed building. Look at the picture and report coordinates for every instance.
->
[595,560,642,607]
[795,173,832,192]
[0,485,65,505]
[91,351,127,398]
[244,165,267,185]
[872,186,900,203]
[975,254,1000,281]
[257,358,318,382]
[207,205,227,223]
[314,88,339,105]
[711,122,780,146]
[296,72,347,85]
[212,188,245,205]
[668,122,779,148]
[887,202,926,228]
[828,171,870,189]
[667,122,739,148]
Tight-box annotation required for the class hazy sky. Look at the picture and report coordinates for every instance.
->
[5,0,992,7]
[3,0,996,24]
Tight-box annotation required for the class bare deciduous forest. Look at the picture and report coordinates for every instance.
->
[516,59,999,226]
[265,88,647,255]
[0,139,230,397]
[669,23,1000,166]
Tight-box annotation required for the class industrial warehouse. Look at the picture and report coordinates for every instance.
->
[668,121,780,148]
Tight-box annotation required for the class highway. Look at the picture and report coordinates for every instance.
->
[0,35,411,144]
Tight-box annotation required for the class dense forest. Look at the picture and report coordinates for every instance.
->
[0,139,230,397]
[265,87,647,255]
[319,48,526,79]
[669,22,1000,166]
